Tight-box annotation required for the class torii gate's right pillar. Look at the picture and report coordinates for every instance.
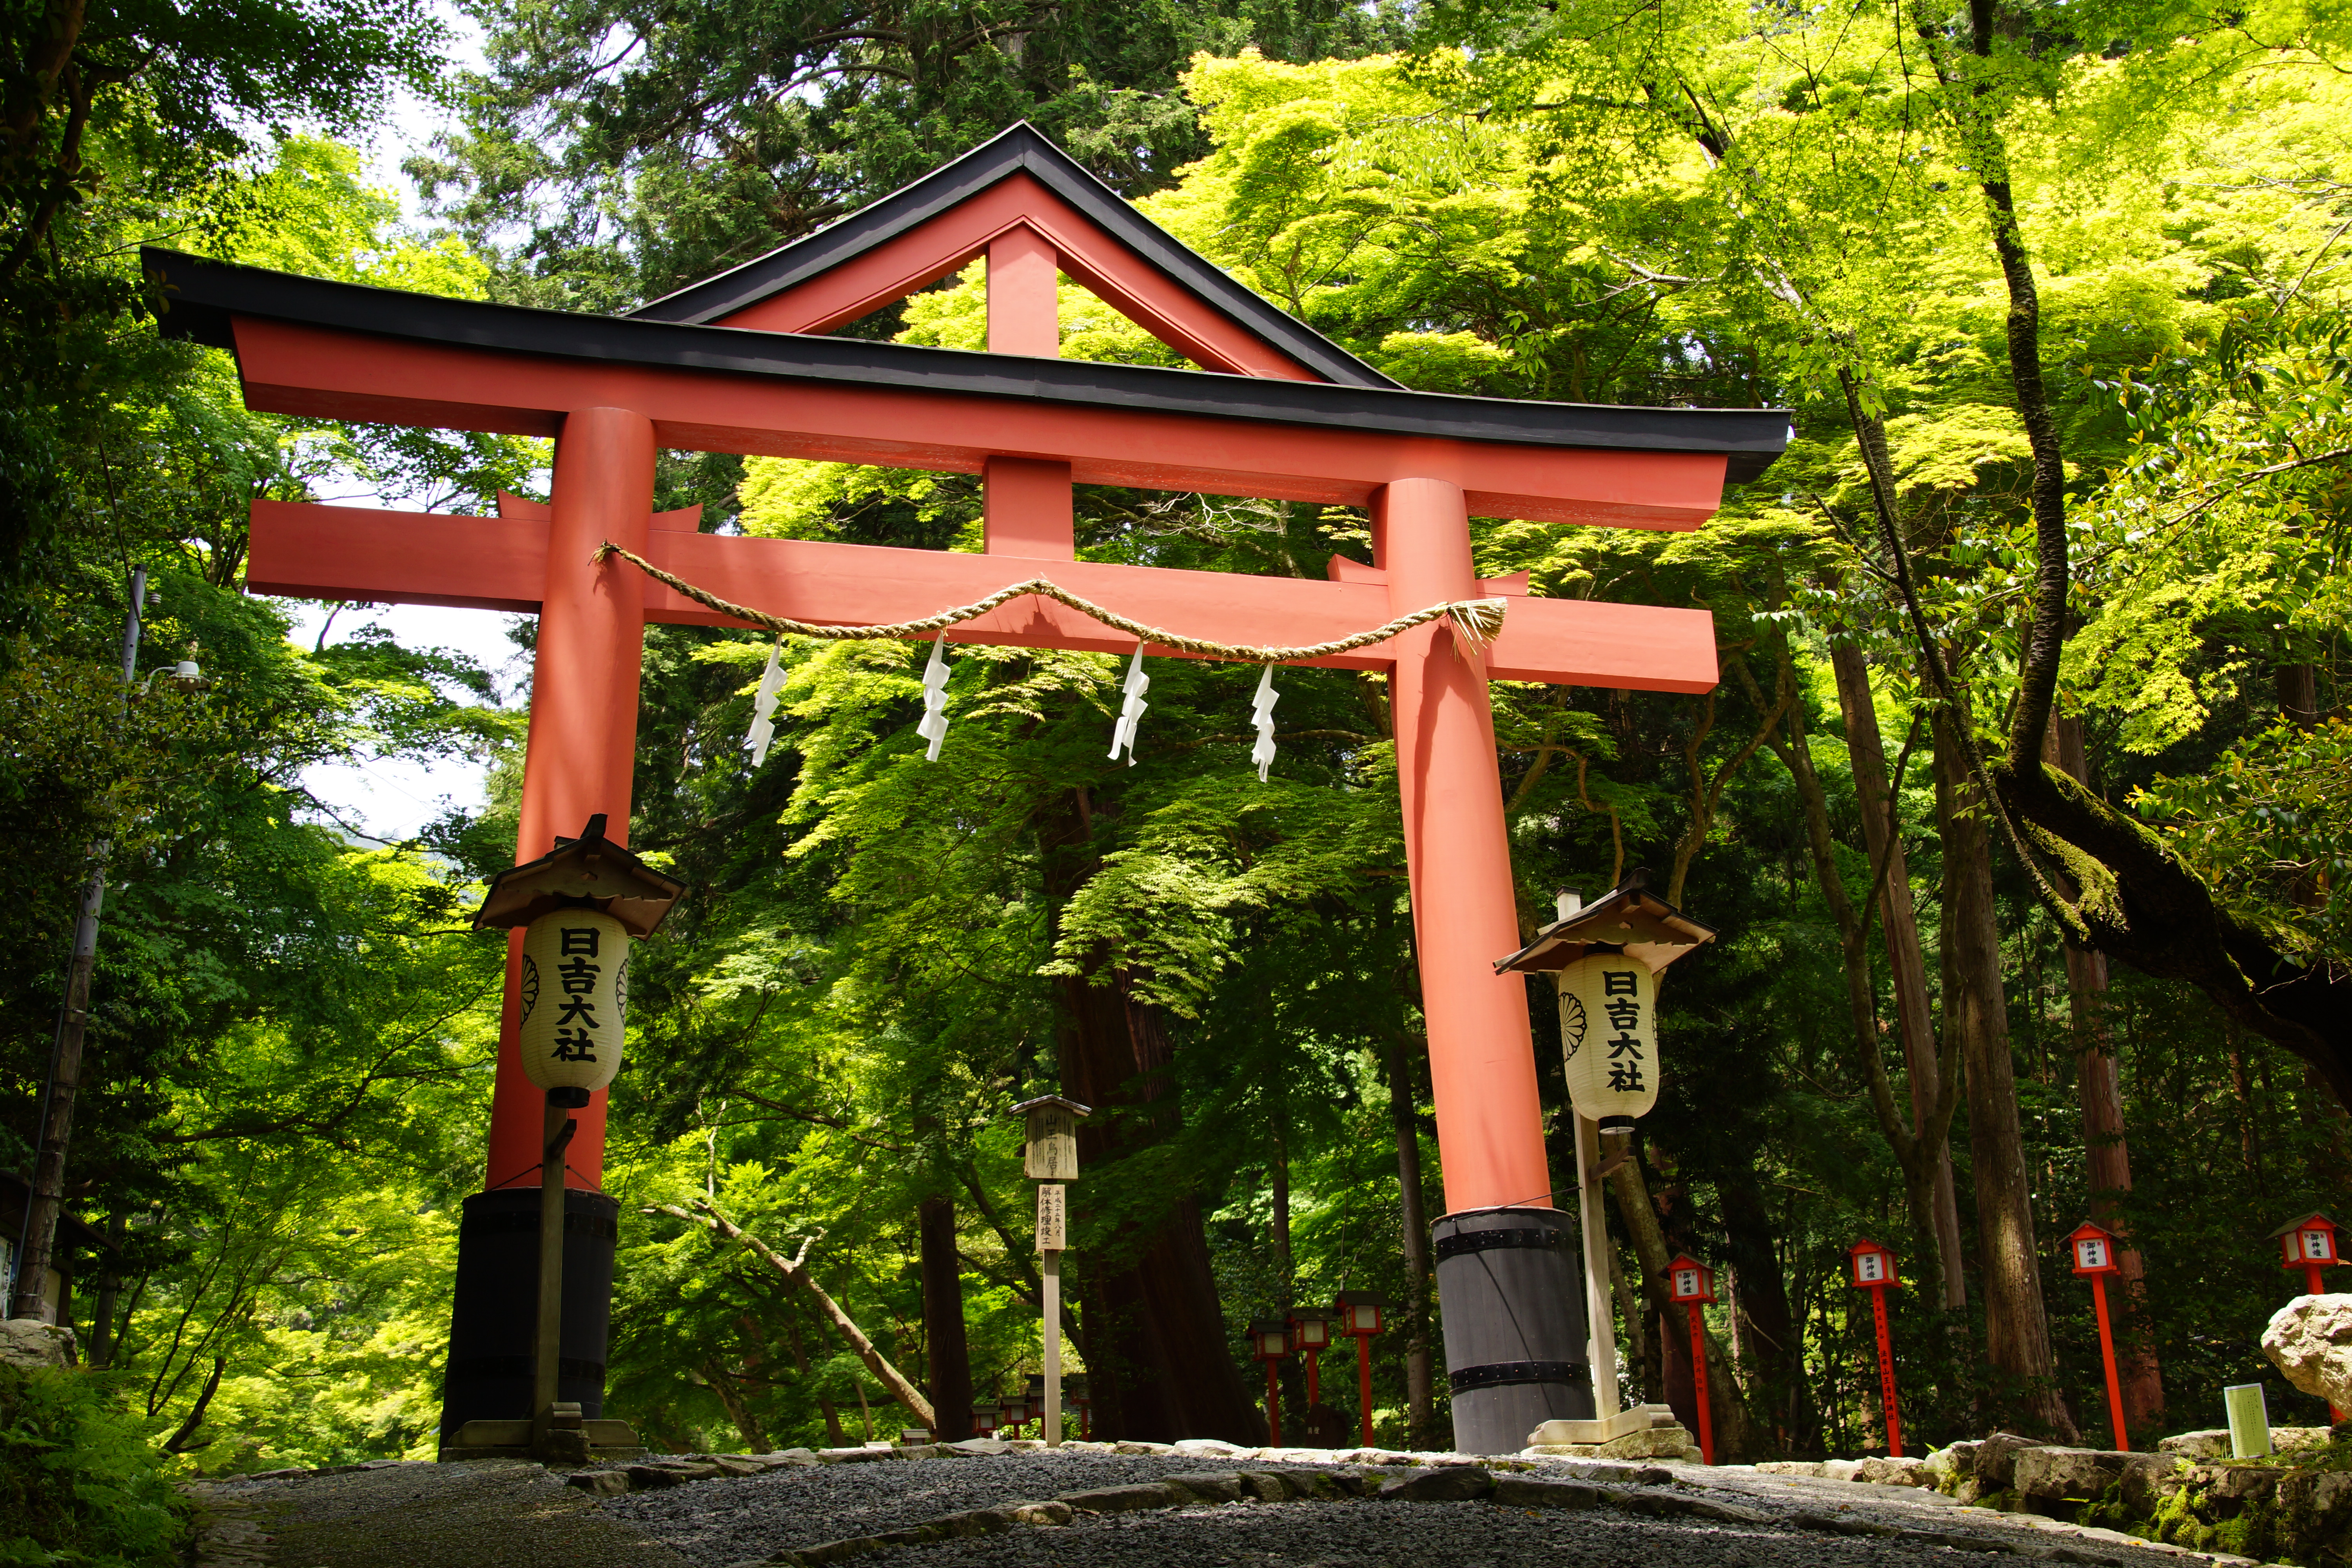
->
[1379,478,1592,1454]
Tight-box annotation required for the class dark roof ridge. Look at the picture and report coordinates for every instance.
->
[140,247,1791,481]
[626,121,1401,390]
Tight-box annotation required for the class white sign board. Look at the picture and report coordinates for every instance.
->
[1036,1183,1066,1252]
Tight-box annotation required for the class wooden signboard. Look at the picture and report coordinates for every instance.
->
[1018,1096,1088,1180]
[1036,1183,1067,1252]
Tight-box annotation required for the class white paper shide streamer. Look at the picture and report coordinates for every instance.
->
[1250,665,1279,782]
[1108,644,1150,765]
[745,642,785,766]
[916,633,952,761]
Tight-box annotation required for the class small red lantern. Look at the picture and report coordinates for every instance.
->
[1288,1309,1333,1423]
[1668,1254,1716,1304]
[2065,1220,2129,1451]
[996,1394,1028,1435]
[1847,1236,1898,1290]
[1665,1254,1717,1464]
[2067,1220,2119,1277]
[1334,1291,1385,1447]
[1846,1237,1903,1458]
[1247,1318,1290,1446]
[969,1396,998,1439]
[2277,1213,2341,1294]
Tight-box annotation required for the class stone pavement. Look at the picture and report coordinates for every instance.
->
[185,1439,2296,1568]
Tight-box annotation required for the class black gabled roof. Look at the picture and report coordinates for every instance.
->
[141,247,1791,481]
[628,122,1402,391]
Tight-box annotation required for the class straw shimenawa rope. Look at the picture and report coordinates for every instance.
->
[592,542,1509,662]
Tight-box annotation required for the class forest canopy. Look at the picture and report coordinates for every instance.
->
[4,0,2351,1492]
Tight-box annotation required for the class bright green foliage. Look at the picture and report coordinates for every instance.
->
[0,1365,188,1567]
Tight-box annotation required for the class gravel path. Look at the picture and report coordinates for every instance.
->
[597,1452,2192,1568]
[845,1497,2063,1568]
[601,1451,1296,1566]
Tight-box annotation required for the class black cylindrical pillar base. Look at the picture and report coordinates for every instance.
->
[439,1187,620,1442]
[1434,1205,1592,1454]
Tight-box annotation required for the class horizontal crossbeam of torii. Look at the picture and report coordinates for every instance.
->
[145,123,1787,1455]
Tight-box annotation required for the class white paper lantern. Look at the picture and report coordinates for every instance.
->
[517,909,629,1092]
[1558,953,1659,1126]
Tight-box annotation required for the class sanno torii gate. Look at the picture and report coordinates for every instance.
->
[148,124,1786,1456]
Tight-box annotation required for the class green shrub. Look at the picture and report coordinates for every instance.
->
[0,1363,188,1567]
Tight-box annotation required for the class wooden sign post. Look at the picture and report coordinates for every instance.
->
[1014,1095,1089,1448]
[1848,1238,1903,1457]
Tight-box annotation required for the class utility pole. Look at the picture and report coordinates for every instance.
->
[9,568,147,1323]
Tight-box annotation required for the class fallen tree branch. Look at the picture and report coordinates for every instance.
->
[650,1200,935,1428]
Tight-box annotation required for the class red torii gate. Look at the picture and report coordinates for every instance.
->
[148,125,1785,1454]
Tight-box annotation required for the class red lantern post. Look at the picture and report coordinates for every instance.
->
[2066,1220,2129,1451]
[1848,1238,1903,1458]
[1336,1291,1385,1447]
[2277,1213,2342,1298]
[2276,1214,2345,1421]
[1248,1319,1291,1446]
[1289,1309,1333,1416]
[1667,1254,1716,1464]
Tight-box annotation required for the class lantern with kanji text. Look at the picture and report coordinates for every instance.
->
[2276,1213,2341,1296]
[1490,876,1717,1453]
[1665,1255,1717,1465]
[470,813,684,1460]
[2065,1220,2130,1451]
[1847,1238,1904,1458]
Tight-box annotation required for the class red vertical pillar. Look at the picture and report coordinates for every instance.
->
[983,227,1073,562]
[1871,1287,1903,1457]
[2091,1275,2129,1451]
[1377,477,1550,1215]
[1687,1302,1715,1464]
[1264,1361,1282,1446]
[987,226,1059,356]
[483,406,656,1192]
[1356,1335,1374,1447]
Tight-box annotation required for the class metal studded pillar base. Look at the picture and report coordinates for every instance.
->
[439,1187,620,1445]
[1434,1206,1593,1454]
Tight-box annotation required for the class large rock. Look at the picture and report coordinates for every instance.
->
[0,1319,75,1370]
[2159,1429,2232,1461]
[1972,1432,2044,1490]
[1857,1455,1930,1487]
[1922,1441,1980,1488]
[1593,1424,1695,1460]
[2013,1446,2130,1501]
[2264,1294,2352,1409]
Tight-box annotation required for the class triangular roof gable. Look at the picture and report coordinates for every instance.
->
[630,122,1399,390]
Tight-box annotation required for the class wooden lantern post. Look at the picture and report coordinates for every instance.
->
[1847,1237,1903,1457]
[1248,1319,1292,1445]
[1335,1290,1384,1447]
[1492,877,1717,1448]
[2274,1213,2344,1421]
[1012,1094,1089,1448]
[2065,1220,2129,1451]
[468,814,683,1462]
[1666,1254,1717,1464]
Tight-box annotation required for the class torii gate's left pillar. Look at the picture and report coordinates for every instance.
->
[441,407,655,1450]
